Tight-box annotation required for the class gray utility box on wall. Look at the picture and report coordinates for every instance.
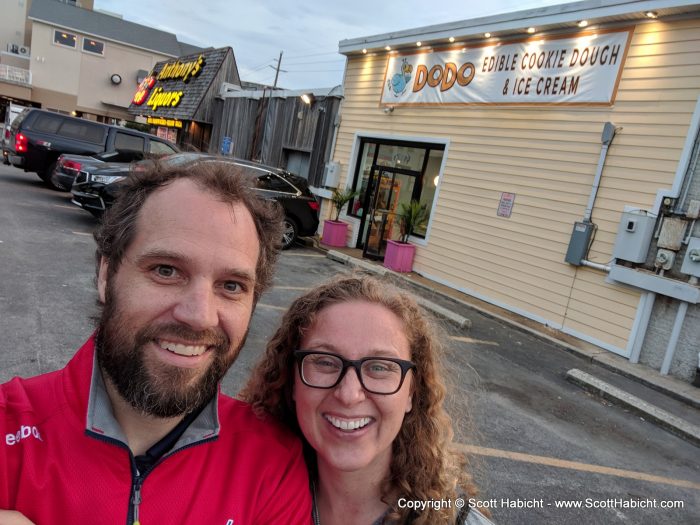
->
[680,237,700,278]
[612,210,657,263]
[565,221,595,265]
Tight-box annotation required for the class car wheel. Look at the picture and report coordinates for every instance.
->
[42,161,67,191]
[281,216,298,250]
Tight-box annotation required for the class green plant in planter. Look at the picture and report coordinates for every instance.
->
[398,200,428,243]
[330,188,359,222]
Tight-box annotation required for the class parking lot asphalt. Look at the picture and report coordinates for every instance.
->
[0,163,698,524]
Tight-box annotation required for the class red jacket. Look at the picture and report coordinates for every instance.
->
[0,337,311,524]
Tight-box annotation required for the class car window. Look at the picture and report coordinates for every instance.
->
[114,132,146,151]
[256,172,296,193]
[59,120,106,143]
[148,140,178,155]
[32,113,64,134]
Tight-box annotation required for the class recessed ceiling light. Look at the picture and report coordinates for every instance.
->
[449,36,455,43]
[385,45,391,51]
[527,27,536,34]
[362,48,367,54]
[484,32,491,38]
[578,20,588,27]
[645,11,658,18]
[416,41,422,47]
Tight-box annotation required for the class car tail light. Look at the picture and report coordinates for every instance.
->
[15,133,27,152]
[63,159,83,173]
[307,199,320,212]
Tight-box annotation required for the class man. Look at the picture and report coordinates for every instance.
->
[0,161,311,523]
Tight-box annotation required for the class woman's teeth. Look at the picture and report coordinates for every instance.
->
[325,415,372,431]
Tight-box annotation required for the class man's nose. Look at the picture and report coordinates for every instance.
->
[172,280,219,331]
[333,367,366,404]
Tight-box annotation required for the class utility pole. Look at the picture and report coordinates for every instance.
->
[271,51,285,88]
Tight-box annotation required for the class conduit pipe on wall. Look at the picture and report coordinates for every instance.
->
[580,260,611,272]
[583,122,618,223]
[660,276,698,375]
[628,291,656,364]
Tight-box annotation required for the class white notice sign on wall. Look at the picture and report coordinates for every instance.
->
[381,28,633,106]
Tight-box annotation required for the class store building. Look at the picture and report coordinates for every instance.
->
[0,0,204,124]
[211,85,343,185]
[328,0,700,383]
[127,47,241,151]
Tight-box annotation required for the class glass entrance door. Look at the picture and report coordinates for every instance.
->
[362,166,416,260]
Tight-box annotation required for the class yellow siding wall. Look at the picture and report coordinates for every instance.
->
[331,18,700,353]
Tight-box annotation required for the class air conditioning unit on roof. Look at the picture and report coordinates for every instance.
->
[17,46,30,57]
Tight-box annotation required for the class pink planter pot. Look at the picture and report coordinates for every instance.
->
[383,240,416,273]
[321,220,348,247]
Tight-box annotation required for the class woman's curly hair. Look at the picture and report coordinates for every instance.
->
[240,273,479,524]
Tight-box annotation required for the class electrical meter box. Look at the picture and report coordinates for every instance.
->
[680,237,700,278]
[612,210,656,263]
[565,221,595,265]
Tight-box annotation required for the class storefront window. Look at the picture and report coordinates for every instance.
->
[376,144,425,172]
[350,138,444,248]
[414,149,444,237]
[349,142,376,218]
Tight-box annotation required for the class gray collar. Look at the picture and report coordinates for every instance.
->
[85,352,220,451]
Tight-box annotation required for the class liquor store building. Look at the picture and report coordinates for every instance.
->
[328,0,700,383]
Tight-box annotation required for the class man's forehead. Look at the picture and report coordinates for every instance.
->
[130,178,260,263]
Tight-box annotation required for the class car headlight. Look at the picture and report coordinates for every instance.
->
[90,174,126,184]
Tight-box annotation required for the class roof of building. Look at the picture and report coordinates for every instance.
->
[339,0,700,55]
[28,0,206,57]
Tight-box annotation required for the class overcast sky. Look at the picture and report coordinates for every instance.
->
[94,0,570,90]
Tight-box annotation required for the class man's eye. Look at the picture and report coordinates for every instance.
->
[154,265,176,278]
[223,281,242,293]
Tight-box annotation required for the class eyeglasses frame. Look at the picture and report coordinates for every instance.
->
[294,350,416,395]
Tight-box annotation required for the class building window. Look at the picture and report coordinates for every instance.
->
[82,38,105,56]
[349,138,444,248]
[54,30,77,48]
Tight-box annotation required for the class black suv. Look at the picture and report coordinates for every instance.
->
[71,153,320,249]
[7,108,178,189]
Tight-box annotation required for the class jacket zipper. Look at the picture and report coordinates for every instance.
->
[131,480,142,525]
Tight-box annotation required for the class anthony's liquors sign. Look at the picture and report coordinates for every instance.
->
[381,28,632,106]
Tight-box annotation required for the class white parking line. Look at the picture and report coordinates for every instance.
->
[449,336,499,346]
[54,204,81,211]
[256,303,287,311]
[72,231,92,236]
[283,252,325,258]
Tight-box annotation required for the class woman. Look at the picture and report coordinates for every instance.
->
[242,274,492,525]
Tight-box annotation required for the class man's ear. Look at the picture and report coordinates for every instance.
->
[97,257,109,303]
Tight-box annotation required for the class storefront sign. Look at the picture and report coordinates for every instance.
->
[497,192,516,218]
[131,55,207,111]
[381,28,632,106]
[147,116,183,128]
[158,55,206,83]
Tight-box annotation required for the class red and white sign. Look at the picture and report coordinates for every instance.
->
[381,28,633,106]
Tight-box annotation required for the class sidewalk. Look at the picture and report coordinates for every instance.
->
[308,241,700,447]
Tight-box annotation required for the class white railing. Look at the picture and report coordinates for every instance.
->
[0,64,31,86]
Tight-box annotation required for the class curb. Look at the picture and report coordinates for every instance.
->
[566,368,700,448]
[325,250,472,330]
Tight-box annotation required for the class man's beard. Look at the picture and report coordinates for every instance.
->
[95,280,248,418]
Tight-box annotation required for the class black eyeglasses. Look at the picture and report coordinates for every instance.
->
[294,350,416,395]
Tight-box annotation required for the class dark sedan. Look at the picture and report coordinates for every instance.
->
[71,153,320,249]
[50,149,148,191]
